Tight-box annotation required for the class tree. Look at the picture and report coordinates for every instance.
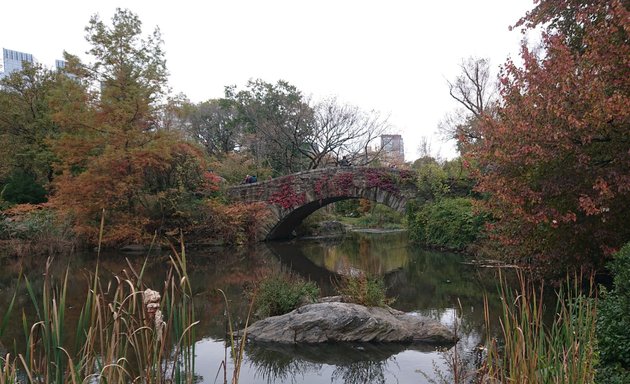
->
[183,98,242,156]
[512,0,614,54]
[222,80,392,175]
[50,9,208,245]
[303,97,390,169]
[85,8,168,129]
[226,79,314,175]
[1,168,48,204]
[471,0,630,274]
[439,57,498,152]
[0,63,60,188]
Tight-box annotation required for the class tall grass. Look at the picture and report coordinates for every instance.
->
[254,274,319,317]
[217,289,255,384]
[480,270,597,384]
[0,236,198,383]
[334,274,394,307]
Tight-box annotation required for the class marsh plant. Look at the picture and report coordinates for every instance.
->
[421,271,597,384]
[253,274,319,318]
[479,270,597,384]
[335,274,394,307]
[0,241,198,383]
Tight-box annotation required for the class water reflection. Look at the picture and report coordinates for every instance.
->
[296,230,410,275]
[247,341,440,384]
[0,231,506,383]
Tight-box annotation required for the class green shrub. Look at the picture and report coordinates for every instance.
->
[336,275,394,307]
[409,197,485,251]
[1,169,47,204]
[596,243,630,383]
[354,203,403,228]
[255,275,320,317]
[0,207,69,240]
[334,199,360,216]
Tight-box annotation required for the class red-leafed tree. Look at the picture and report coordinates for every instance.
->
[49,9,209,245]
[470,0,630,274]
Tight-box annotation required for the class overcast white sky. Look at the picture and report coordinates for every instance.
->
[2,0,535,161]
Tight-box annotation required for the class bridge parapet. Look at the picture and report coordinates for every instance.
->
[226,167,417,240]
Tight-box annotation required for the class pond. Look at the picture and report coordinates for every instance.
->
[0,230,505,383]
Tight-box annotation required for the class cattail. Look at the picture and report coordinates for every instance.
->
[143,288,166,339]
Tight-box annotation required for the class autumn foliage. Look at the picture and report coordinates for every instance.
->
[183,200,272,245]
[470,0,630,274]
[42,9,215,246]
[52,137,210,245]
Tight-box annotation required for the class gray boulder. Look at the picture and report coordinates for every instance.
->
[244,301,456,344]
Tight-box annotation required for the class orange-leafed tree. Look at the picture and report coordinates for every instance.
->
[49,9,209,246]
[471,0,630,275]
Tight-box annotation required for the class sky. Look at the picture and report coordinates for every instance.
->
[2,0,536,161]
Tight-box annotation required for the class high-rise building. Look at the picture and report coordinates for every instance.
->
[0,48,72,82]
[0,48,35,79]
[380,134,405,164]
[55,59,67,70]
[54,59,77,79]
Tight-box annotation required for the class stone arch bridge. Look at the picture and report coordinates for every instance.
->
[226,167,418,241]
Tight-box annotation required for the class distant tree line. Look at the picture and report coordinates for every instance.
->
[0,8,394,247]
[176,79,390,179]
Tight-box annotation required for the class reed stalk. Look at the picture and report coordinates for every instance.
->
[0,234,199,383]
[480,270,597,384]
[216,288,254,384]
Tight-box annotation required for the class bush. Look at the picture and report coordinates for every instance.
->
[596,242,630,383]
[336,274,394,307]
[255,275,320,318]
[354,203,404,229]
[409,197,485,251]
[0,204,76,256]
[182,200,272,246]
[1,169,47,204]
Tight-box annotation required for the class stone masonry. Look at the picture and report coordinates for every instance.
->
[226,167,417,240]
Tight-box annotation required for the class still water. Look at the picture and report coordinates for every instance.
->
[0,230,504,383]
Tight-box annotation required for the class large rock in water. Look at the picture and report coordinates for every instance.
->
[245,302,456,344]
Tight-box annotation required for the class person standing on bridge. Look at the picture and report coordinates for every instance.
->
[339,156,351,167]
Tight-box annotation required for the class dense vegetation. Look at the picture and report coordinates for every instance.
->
[0,1,628,382]
[408,3,629,380]
[407,0,629,280]
[596,243,630,382]
[407,156,483,252]
[253,274,319,318]
[0,9,393,251]
[470,0,629,277]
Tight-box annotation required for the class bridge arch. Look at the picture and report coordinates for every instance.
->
[226,167,417,240]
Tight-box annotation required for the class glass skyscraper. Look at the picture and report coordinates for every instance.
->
[0,48,35,79]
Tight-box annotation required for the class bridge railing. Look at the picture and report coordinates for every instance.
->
[226,166,417,204]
